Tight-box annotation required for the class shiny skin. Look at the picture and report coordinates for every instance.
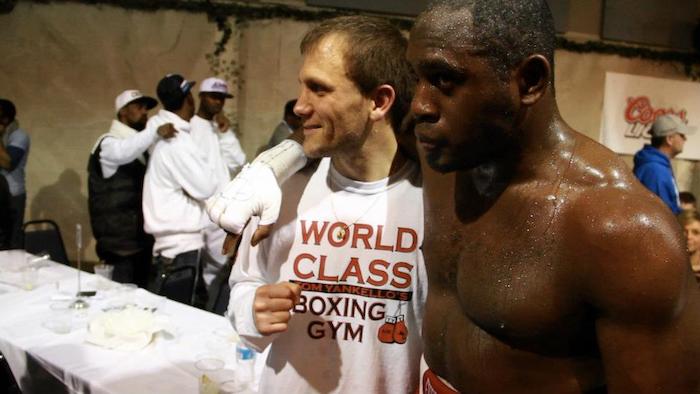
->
[408,17,700,394]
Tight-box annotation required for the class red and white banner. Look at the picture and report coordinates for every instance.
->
[599,72,700,160]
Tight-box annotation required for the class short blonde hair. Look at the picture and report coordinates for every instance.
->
[677,209,700,227]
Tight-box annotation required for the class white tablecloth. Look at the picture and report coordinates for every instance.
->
[0,250,256,394]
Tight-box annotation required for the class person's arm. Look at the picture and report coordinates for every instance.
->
[218,130,247,174]
[0,144,23,171]
[206,138,308,249]
[228,218,301,352]
[213,112,247,173]
[0,128,29,171]
[658,177,682,215]
[574,192,700,392]
[100,123,176,168]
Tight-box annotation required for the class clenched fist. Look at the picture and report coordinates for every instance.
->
[157,123,177,139]
[253,282,302,335]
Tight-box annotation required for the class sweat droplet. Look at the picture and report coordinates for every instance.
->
[546,195,556,201]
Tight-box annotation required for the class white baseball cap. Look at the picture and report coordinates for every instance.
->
[114,90,158,113]
[199,77,233,98]
[650,114,697,138]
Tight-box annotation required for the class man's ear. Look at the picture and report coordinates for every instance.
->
[665,135,674,146]
[516,54,551,106]
[369,84,396,122]
[116,107,126,121]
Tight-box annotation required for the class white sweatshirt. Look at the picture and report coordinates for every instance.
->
[229,158,426,394]
[93,119,159,178]
[190,115,246,190]
[142,110,218,258]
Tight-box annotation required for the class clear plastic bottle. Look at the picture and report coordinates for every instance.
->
[235,342,256,392]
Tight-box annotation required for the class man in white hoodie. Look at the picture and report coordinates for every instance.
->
[88,90,175,287]
[190,77,246,298]
[143,74,218,306]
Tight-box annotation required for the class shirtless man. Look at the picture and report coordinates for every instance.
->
[208,1,700,392]
[408,1,700,392]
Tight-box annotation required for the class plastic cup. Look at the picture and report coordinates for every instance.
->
[195,356,225,394]
[43,303,73,334]
[218,375,246,394]
[21,267,39,290]
[93,264,114,280]
[119,283,138,305]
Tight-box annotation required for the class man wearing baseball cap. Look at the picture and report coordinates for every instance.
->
[190,77,246,310]
[143,74,218,307]
[87,89,176,286]
[633,113,697,214]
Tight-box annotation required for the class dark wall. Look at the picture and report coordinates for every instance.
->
[603,0,698,49]
[305,0,580,33]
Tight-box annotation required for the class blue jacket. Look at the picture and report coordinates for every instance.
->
[633,144,681,214]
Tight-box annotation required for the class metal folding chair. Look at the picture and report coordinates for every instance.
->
[22,220,69,265]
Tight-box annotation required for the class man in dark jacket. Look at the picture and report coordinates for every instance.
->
[88,90,175,286]
[633,113,696,215]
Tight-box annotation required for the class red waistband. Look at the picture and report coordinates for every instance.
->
[422,368,459,394]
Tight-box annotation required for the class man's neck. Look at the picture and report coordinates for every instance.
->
[196,108,214,121]
[658,145,674,159]
[170,108,192,123]
[457,110,573,210]
[117,118,142,132]
[331,123,405,182]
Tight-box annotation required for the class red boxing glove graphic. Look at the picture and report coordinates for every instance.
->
[394,314,408,344]
[378,316,396,344]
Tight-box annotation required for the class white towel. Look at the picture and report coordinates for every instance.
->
[86,306,170,351]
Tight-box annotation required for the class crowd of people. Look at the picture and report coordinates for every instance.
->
[3,0,700,392]
[86,74,298,309]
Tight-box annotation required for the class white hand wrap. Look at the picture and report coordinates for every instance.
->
[206,139,307,234]
[253,139,307,184]
[206,163,281,234]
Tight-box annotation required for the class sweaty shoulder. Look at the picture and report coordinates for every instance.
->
[559,135,689,320]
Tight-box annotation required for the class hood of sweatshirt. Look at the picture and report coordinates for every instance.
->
[633,144,671,169]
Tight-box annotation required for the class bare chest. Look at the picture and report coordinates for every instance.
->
[423,193,594,353]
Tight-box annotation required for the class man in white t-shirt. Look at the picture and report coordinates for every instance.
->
[143,74,218,306]
[227,16,425,393]
[190,77,246,306]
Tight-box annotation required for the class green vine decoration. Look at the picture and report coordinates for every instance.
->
[204,13,241,83]
[556,37,700,79]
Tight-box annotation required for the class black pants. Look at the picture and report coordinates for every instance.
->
[100,248,152,288]
[8,193,25,249]
[148,249,208,308]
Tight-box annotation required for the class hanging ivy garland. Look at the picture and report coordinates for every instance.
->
[556,37,700,78]
[8,0,700,77]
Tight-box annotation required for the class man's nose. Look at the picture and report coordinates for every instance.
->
[411,82,438,124]
[294,93,311,118]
